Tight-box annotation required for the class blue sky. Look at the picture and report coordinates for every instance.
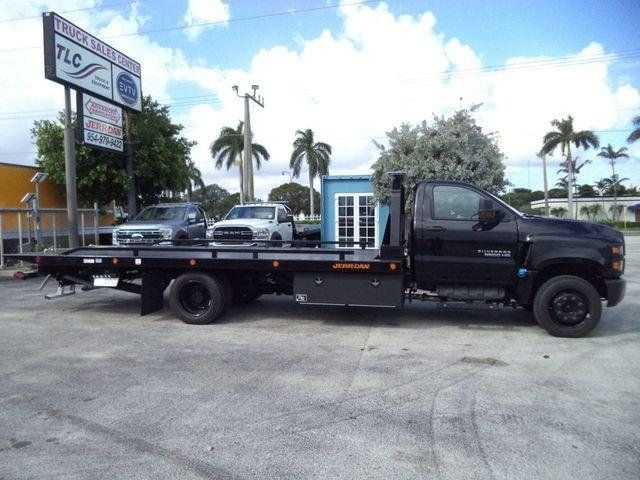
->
[1,0,639,198]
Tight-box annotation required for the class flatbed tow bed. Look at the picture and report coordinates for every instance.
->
[5,243,405,323]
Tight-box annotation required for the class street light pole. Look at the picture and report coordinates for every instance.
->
[232,84,264,203]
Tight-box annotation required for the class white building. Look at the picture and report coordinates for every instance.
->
[530,197,640,222]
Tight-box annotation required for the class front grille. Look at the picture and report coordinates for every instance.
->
[212,226,253,242]
[116,230,163,244]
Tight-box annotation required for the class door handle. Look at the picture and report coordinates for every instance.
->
[424,226,446,232]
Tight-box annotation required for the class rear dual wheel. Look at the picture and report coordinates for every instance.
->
[533,275,602,337]
[169,272,228,324]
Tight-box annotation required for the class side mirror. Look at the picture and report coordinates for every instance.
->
[478,199,497,222]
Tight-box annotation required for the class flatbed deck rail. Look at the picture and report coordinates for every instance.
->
[10,244,403,274]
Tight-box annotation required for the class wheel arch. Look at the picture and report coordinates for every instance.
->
[529,259,606,304]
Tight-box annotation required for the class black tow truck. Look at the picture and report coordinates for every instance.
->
[5,173,626,337]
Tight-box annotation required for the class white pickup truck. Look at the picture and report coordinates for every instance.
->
[206,203,295,246]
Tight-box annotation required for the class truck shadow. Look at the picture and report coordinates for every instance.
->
[224,294,639,338]
[224,295,538,332]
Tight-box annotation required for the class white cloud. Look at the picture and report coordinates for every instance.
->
[1,1,639,200]
[182,0,229,41]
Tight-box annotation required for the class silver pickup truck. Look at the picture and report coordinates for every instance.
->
[112,203,208,245]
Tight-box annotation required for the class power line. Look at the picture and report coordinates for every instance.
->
[0,0,153,24]
[0,0,379,54]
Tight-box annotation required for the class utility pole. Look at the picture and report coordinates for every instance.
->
[232,84,264,203]
[63,86,79,248]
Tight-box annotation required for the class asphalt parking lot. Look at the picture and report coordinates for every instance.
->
[1,237,639,480]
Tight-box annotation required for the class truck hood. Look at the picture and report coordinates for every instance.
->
[212,218,274,229]
[517,215,623,244]
[116,220,176,230]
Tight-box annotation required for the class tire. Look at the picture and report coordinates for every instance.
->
[169,272,227,324]
[269,233,282,247]
[174,235,188,246]
[533,275,602,337]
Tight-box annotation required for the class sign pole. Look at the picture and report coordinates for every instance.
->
[125,111,137,218]
[64,85,79,248]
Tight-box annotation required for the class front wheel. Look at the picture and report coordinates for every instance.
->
[169,272,227,324]
[533,275,602,337]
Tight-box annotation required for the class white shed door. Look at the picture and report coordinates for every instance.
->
[335,194,377,248]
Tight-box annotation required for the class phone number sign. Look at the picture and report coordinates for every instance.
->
[78,93,124,152]
[43,12,142,111]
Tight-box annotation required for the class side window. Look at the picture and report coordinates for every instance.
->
[277,206,287,223]
[195,207,205,222]
[433,185,483,221]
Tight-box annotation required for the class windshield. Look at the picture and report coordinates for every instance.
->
[225,206,275,220]
[135,206,186,221]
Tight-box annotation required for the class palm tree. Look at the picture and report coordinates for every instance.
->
[290,129,332,217]
[550,206,568,218]
[627,115,640,144]
[185,159,205,202]
[210,121,269,203]
[540,116,599,219]
[597,144,628,221]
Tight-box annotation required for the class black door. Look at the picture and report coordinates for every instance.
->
[414,183,518,287]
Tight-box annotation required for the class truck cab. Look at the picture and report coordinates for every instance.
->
[410,179,625,336]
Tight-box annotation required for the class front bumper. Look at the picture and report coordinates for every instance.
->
[605,278,626,307]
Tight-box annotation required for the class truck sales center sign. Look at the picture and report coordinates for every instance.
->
[43,12,142,112]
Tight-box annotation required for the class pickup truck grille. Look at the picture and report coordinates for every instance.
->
[212,226,253,242]
[116,230,163,244]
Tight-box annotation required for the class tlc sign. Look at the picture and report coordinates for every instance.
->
[43,12,142,112]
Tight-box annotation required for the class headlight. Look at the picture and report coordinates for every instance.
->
[159,227,173,239]
[112,229,119,245]
[253,228,270,240]
[206,229,214,239]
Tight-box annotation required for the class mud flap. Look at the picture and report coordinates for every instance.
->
[140,271,169,316]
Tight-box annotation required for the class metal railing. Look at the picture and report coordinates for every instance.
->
[0,205,101,268]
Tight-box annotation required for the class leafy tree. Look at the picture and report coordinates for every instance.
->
[577,184,596,197]
[130,97,197,206]
[540,115,599,219]
[268,182,320,215]
[500,188,545,213]
[548,187,568,198]
[372,109,508,207]
[210,121,269,203]
[32,116,129,207]
[597,144,628,221]
[32,96,195,209]
[189,183,239,221]
[290,129,331,217]
[628,115,640,144]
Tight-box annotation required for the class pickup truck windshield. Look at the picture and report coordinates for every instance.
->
[135,206,186,221]
[226,206,275,220]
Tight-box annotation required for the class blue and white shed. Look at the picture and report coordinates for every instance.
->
[320,175,389,248]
